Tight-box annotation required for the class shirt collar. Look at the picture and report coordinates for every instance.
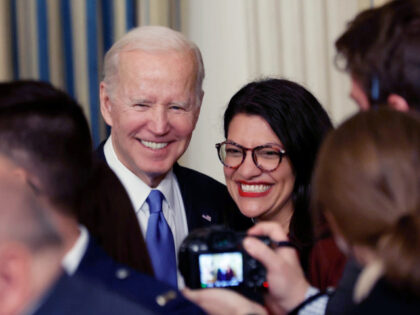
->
[156,170,177,211]
[104,136,177,211]
[62,225,89,275]
[353,259,384,304]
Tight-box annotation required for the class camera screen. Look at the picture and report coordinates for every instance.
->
[198,252,243,288]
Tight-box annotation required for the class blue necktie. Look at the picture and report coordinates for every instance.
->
[145,190,178,288]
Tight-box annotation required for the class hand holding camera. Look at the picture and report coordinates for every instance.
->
[179,225,295,290]
[180,223,309,315]
[178,225,268,290]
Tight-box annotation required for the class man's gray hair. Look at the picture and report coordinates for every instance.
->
[103,25,205,105]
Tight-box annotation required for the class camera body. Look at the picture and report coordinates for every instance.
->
[178,226,269,290]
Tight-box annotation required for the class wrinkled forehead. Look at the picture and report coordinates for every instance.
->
[114,49,199,98]
[117,48,197,76]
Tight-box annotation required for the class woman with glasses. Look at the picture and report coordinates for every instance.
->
[215,78,345,288]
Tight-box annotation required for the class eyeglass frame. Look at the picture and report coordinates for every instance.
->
[215,140,287,172]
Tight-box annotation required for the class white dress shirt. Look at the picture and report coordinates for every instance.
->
[298,286,328,315]
[62,225,89,275]
[104,136,189,288]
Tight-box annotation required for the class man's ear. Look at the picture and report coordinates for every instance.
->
[198,90,204,106]
[99,82,113,127]
[192,105,202,130]
[0,244,30,315]
[387,94,410,112]
[10,168,42,194]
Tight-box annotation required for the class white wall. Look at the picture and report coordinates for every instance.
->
[179,0,362,183]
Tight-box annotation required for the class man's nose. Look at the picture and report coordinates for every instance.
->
[149,107,170,135]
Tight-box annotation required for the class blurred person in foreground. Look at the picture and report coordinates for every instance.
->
[311,108,420,314]
[336,0,420,112]
[0,157,151,315]
[0,80,203,314]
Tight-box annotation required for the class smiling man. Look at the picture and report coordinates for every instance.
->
[98,26,251,288]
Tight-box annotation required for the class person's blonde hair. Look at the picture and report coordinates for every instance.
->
[312,108,420,296]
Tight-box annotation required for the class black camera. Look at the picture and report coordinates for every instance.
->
[178,226,270,290]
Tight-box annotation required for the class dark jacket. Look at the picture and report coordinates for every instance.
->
[75,236,205,314]
[33,273,155,315]
[95,141,252,232]
[350,277,420,315]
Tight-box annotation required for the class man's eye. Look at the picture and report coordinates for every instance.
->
[170,105,186,111]
[135,103,149,108]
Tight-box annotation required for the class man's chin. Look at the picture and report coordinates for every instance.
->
[139,164,174,187]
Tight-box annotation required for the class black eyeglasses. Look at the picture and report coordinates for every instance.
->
[215,141,286,172]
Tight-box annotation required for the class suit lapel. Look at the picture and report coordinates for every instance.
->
[173,163,195,230]
[77,237,113,279]
[95,140,107,162]
[173,163,217,231]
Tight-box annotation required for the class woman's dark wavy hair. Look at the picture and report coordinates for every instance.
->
[0,80,153,275]
[224,78,333,270]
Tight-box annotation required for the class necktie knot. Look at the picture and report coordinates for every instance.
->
[147,190,163,214]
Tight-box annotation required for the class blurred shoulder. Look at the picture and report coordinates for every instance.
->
[33,273,154,315]
[78,237,204,314]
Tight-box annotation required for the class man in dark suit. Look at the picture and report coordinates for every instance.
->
[0,156,152,315]
[0,81,204,314]
[99,25,251,288]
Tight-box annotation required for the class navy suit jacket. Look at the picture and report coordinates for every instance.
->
[75,236,204,314]
[33,273,154,315]
[95,141,252,232]
[326,259,361,315]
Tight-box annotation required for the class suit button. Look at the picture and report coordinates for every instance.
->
[115,268,130,279]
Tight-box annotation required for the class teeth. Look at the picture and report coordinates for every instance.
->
[141,140,168,150]
[241,184,270,193]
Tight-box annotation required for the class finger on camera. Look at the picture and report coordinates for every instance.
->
[243,236,279,267]
[247,221,288,242]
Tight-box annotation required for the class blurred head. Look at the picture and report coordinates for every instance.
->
[0,80,153,274]
[313,108,420,295]
[221,79,332,247]
[0,81,92,216]
[0,161,62,315]
[335,0,420,111]
[100,26,204,187]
